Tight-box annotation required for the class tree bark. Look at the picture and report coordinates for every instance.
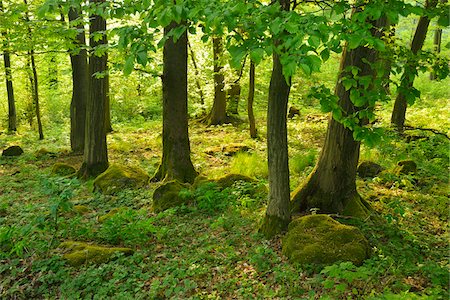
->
[247,61,257,138]
[205,37,227,125]
[391,0,437,131]
[259,0,291,238]
[227,68,242,115]
[152,21,197,184]
[78,0,109,178]
[291,15,388,218]
[68,7,88,153]
[430,25,442,80]
[187,40,205,106]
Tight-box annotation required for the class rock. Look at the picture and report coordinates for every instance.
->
[288,106,300,119]
[51,163,77,176]
[58,241,133,267]
[93,164,149,194]
[205,143,250,156]
[282,215,370,266]
[152,181,186,212]
[395,160,417,175]
[215,173,257,189]
[35,148,57,158]
[357,161,384,178]
[2,146,23,157]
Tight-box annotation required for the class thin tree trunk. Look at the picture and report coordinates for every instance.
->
[391,0,437,131]
[78,0,108,178]
[187,40,205,106]
[247,61,257,138]
[430,26,442,80]
[68,7,88,153]
[105,71,112,133]
[227,68,242,115]
[152,21,197,184]
[291,15,388,218]
[205,37,227,125]
[259,0,291,238]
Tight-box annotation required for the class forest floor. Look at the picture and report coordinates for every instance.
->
[0,84,449,298]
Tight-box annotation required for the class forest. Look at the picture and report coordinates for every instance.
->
[0,0,449,298]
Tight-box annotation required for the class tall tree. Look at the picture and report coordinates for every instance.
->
[78,0,109,178]
[259,0,291,238]
[390,0,438,131]
[226,69,242,116]
[1,0,17,132]
[68,6,88,153]
[291,14,388,218]
[247,61,257,138]
[152,21,197,183]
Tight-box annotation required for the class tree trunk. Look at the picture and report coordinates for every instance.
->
[227,68,242,115]
[105,71,112,133]
[259,0,291,238]
[205,37,227,125]
[152,22,197,184]
[68,7,88,153]
[187,40,205,106]
[247,61,257,138]
[78,0,109,178]
[430,25,442,80]
[291,15,388,218]
[391,0,437,131]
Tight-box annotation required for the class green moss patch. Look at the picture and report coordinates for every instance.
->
[93,164,149,194]
[58,241,133,267]
[282,215,370,266]
[152,180,186,212]
[51,163,77,176]
[394,160,417,175]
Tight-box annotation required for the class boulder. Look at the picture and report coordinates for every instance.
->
[394,160,417,175]
[93,164,149,194]
[51,163,77,176]
[35,148,57,158]
[288,106,300,119]
[357,161,384,178]
[2,145,23,157]
[215,173,256,189]
[282,215,370,266]
[58,241,133,267]
[152,181,186,212]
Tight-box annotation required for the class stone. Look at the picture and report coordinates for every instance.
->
[282,215,370,266]
[395,160,417,175]
[51,163,77,176]
[152,181,186,213]
[288,106,300,119]
[215,173,256,189]
[58,241,133,267]
[35,148,57,158]
[2,146,23,157]
[93,164,149,194]
[357,161,384,178]
[205,143,251,156]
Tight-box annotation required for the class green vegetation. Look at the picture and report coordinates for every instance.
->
[0,0,449,298]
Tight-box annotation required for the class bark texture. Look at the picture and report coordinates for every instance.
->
[152,22,197,184]
[2,39,17,132]
[291,15,388,217]
[247,62,257,138]
[391,0,437,131]
[206,37,227,125]
[68,7,88,153]
[78,0,109,178]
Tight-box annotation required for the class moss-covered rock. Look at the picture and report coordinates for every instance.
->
[58,241,133,267]
[51,163,77,176]
[282,215,370,266]
[394,160,417,175]
[35,148,57,158]
[2,145,23,157]
[93,164,149,194]
[205,144,251,156]
[342,195,372,219]
[98,207,125,223]
[152,180,186,212]
[357,161,384,178]
[73,205,90,215]
[215,174,256,189]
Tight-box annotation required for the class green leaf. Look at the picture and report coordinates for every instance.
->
[320,49,330,61]
[342,78,356,91]
[124,55,134,76]
[299,63,311,76]
[250,48,265,65]
[372,39,385,51]
[136,51,147,66]
[308,36,321,48]
[350,89,366,107]
[438,12,450,27]
[348,36,361,50]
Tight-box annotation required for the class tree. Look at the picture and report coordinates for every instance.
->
[226,68,242,116]
[0,0,17,132]
[78,0,109,178]
[291,13,389,218]
[68,6,88,153]
[152,21,197,183]
[259,0,291,238]
[390,0,438,131]
[247,61,257,138]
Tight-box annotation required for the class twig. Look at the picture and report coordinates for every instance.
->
[403,125,450,140]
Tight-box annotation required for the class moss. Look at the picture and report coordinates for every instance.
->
[215,174,256,189]
[342,194,372,219]
[205,143,250,156]
[152,180,186,213]
[93,164,149,194]
[35,148,56,158]
[98,207,126,223]
[259,214,290,239]
[58,241,133,267]
[51,163,77,177]
[282,215,370,266]
[394,160,417,175]
[2,145,23,157]
[73,205,90,215]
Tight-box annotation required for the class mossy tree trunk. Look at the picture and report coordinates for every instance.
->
[152,22,197,184]
[205,37,228,125]
[78,0,109,178]
[226,68,242,116]
[291,15,388,218]
[391,0,437,131]
[259,0,291,238]
[68,7,88,153]
[247,61,257,138]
